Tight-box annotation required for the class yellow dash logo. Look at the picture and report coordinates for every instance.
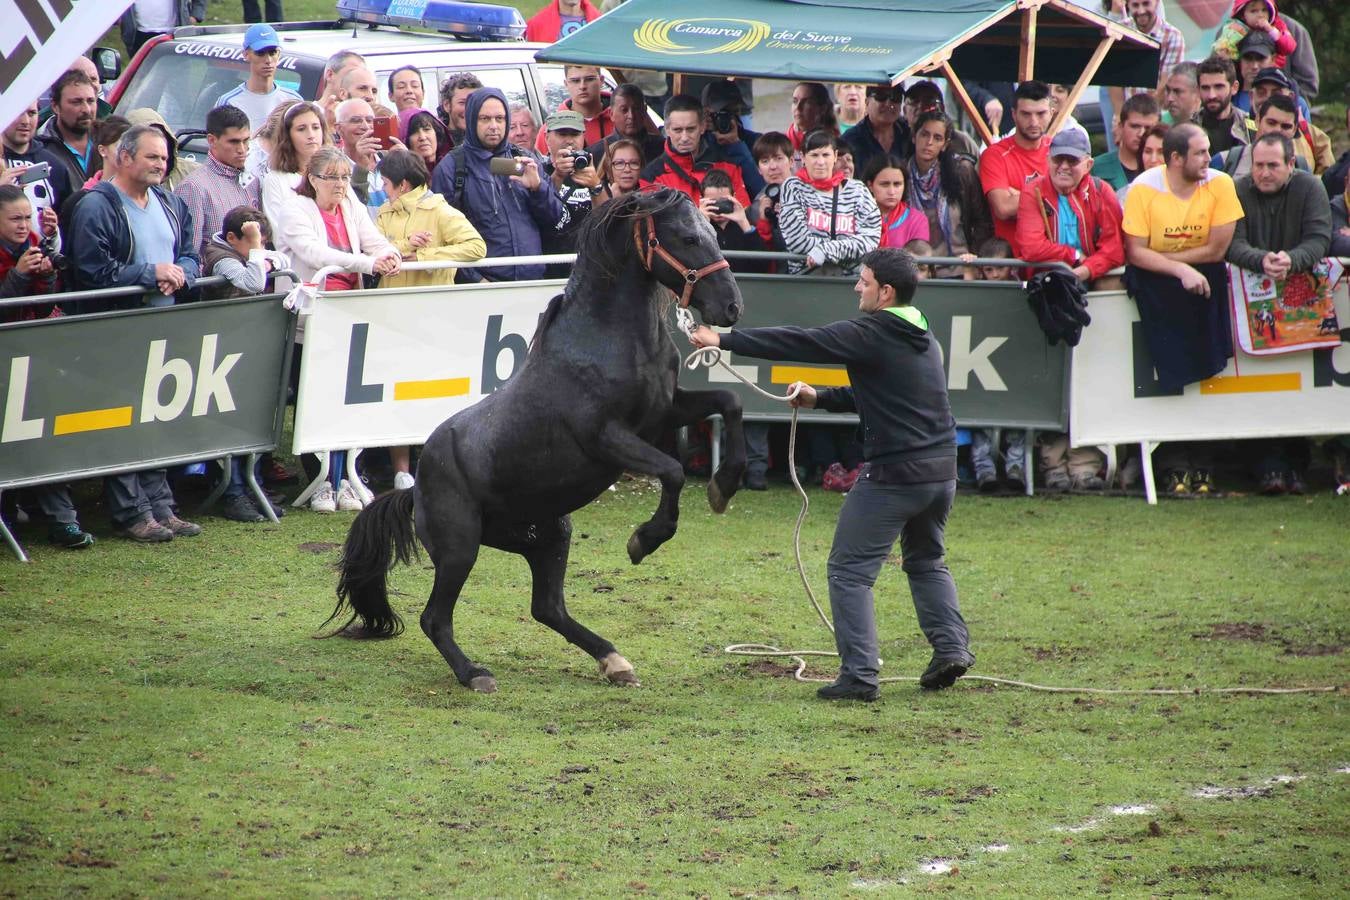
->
[634,18,770,56]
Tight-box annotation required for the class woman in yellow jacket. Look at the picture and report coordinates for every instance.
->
[375,149,486,288]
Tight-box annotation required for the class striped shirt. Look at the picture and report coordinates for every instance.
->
[173,153,263,258]
[1122,15,1186,100]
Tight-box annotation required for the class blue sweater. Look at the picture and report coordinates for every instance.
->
[69,181,200,306]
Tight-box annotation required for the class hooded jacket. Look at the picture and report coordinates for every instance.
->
[125,108,198,191]
[1014,173,1125,281]
[375,184,486,288]
[429,88,565,282]
[68,180,199,304]
[719,308,956,481]
[34,116,100,191]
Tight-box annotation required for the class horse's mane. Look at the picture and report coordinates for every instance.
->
[574,187,690,281]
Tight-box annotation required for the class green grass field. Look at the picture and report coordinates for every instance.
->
[2,480,1347,896]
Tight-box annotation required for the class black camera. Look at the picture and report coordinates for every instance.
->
[764,183,781,203]
[712,198,735,215]
[39,236,64,270]
[568,149,592,169]
[711,109,737,134]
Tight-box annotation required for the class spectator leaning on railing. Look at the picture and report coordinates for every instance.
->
[375,149,485,289]
[910,111,992,278]
[776,128,880,277]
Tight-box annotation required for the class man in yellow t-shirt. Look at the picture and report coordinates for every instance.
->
[1121,123,1244,495]
[1122,123,1243,294]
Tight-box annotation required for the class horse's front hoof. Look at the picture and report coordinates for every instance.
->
[626,531,647,565]
[599,653,639,687]
[468,675,498,693]
[707,477,730,514]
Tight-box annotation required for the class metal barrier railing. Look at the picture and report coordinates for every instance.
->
[0,272,299,312]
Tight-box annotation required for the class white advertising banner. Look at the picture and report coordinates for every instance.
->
[293,281,560,454]
[1070,286,1350,447]
[0,1,133,131]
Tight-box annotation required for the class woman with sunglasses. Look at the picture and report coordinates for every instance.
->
[276,147,402,513]
[841,85,914,177]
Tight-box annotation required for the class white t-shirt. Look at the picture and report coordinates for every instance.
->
[134,0,179,32]
[215,83,305,132]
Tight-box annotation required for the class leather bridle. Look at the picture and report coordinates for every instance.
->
[632,214,729,308]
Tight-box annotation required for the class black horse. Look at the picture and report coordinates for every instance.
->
[325,188,746,692]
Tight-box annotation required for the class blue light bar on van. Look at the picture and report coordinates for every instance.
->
[337,0,525,41]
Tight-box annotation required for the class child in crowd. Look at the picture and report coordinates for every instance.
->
[834,143,855,181]
[0,185,58,305]
[963,237,1029,491]
[904,238,934,279]
[1212,0,1296,69]
[699,170,768,273]
[863,155,930,250]
[751,131,793,261]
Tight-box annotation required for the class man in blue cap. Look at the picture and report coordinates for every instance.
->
[215,24,304,131]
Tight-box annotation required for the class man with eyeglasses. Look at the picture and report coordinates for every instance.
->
[216,25,304,132]
[173,104,262,257]
[534,65,613,154]
[842,85,913,177]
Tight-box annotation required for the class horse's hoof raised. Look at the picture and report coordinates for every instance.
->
[469,675,498,693]
[599,653,639,687]
[626,532,647,565]
[707,478,729,514]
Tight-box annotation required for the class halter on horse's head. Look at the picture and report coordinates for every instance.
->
[631,214,730,310]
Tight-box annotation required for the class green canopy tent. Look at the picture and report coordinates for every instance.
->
[537,0,1160,144]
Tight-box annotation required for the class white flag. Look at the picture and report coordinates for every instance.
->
[0,0,134,130]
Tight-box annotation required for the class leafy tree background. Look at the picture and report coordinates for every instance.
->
[1280,0,1348,101]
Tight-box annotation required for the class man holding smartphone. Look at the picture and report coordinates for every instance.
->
[3,102,69,241]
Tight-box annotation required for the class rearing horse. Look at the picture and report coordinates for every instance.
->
[325,188,746,692]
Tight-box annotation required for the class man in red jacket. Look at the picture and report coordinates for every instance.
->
[524,0,600,42]
[1014,128,1125,284]
[534,65,614,153]
[639,95,750,209]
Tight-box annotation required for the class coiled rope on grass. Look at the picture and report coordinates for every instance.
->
[674,308,1337,698]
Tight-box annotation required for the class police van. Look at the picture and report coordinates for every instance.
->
[108,0,595,154]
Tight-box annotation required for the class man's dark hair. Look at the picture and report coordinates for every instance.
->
[613,83,646,106]
[0,184,27,209]
[1119,92,1160,123]
[380,148,430,190]
[663,93,702,120]
[1196,55,1237,84]
[439,71,483,103]
[1013,80,1051,105]
[906,80,943,105]
[1162,123,1202,164]
[206,104,250,137]
[860,247,919,305]
[700,169,733,193]
[222,205,270,241]
[50,70,94,106]
[387,64,423,95]
[1253,132,1295,165]
[96,115,131,148]
[1168,61,1200,88]
[1257,92,1297,120]
[751,131,792,162]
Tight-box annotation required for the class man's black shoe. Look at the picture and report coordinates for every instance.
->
[919,655,974,690]
[816,680,879,702]
[745,472,768,491]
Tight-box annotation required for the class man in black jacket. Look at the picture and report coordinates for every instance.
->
[689,248,973,701]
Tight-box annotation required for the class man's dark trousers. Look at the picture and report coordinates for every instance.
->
[242,0,285,22]
[827,472,968,688]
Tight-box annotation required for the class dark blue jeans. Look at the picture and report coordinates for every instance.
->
[826,473,968,687]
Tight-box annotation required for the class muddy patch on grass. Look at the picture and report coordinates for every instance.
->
[1192,774,1305,800]
[297,542,340,554]
[1282,642,1343,657]
[980,843,1010,853]
[917,858,956,875]
[852,876,908,888]
[1195,622,1269,641]
[740,659,800,679]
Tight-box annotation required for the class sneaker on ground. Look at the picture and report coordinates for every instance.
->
[1072,472,1106,491]
[1286,472,1306,495]
[393,471,415,491]
[1190,469,1213,495]
[310,483,337,513]
[263,458,298,485]
[977,470,999,492]
[162,515,203,537]
[336,479,364,511]
[48,522,94,549]
[744,471,768,491]
[815,680,879,702]
[1165,470,1190,495]
[119,518,174,542]
[222,493,265,522]
[1043,470,1071,492]
[919,654,974,690]
[1005,463,1025,489]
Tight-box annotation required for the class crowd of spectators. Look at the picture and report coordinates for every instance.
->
[2,5,1348,549]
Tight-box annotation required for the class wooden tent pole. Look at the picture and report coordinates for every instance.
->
[1048,34,1116,134]
[939,60,995,147]
[1018,4,1039,82]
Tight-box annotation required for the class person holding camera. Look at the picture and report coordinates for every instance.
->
[0,184,59,303]
[640,95,750,209]
[701,81,765,198]
[429,88,563,282]
[698,170,768,274]
[539,111,600,275]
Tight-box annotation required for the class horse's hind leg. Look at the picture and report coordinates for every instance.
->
[668,388,745,514]
[418,522,497,692]
[595,422,685,565]
[493,516,637,686]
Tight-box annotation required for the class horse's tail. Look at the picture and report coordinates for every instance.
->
[322,489,418,639]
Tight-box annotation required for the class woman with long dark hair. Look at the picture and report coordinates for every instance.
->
[906,110,991,278]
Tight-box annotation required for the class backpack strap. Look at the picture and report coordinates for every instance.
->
[659,152,705,195]
[1224,146,1243,176]
[450,144,468,213]
[829,185,840,239]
